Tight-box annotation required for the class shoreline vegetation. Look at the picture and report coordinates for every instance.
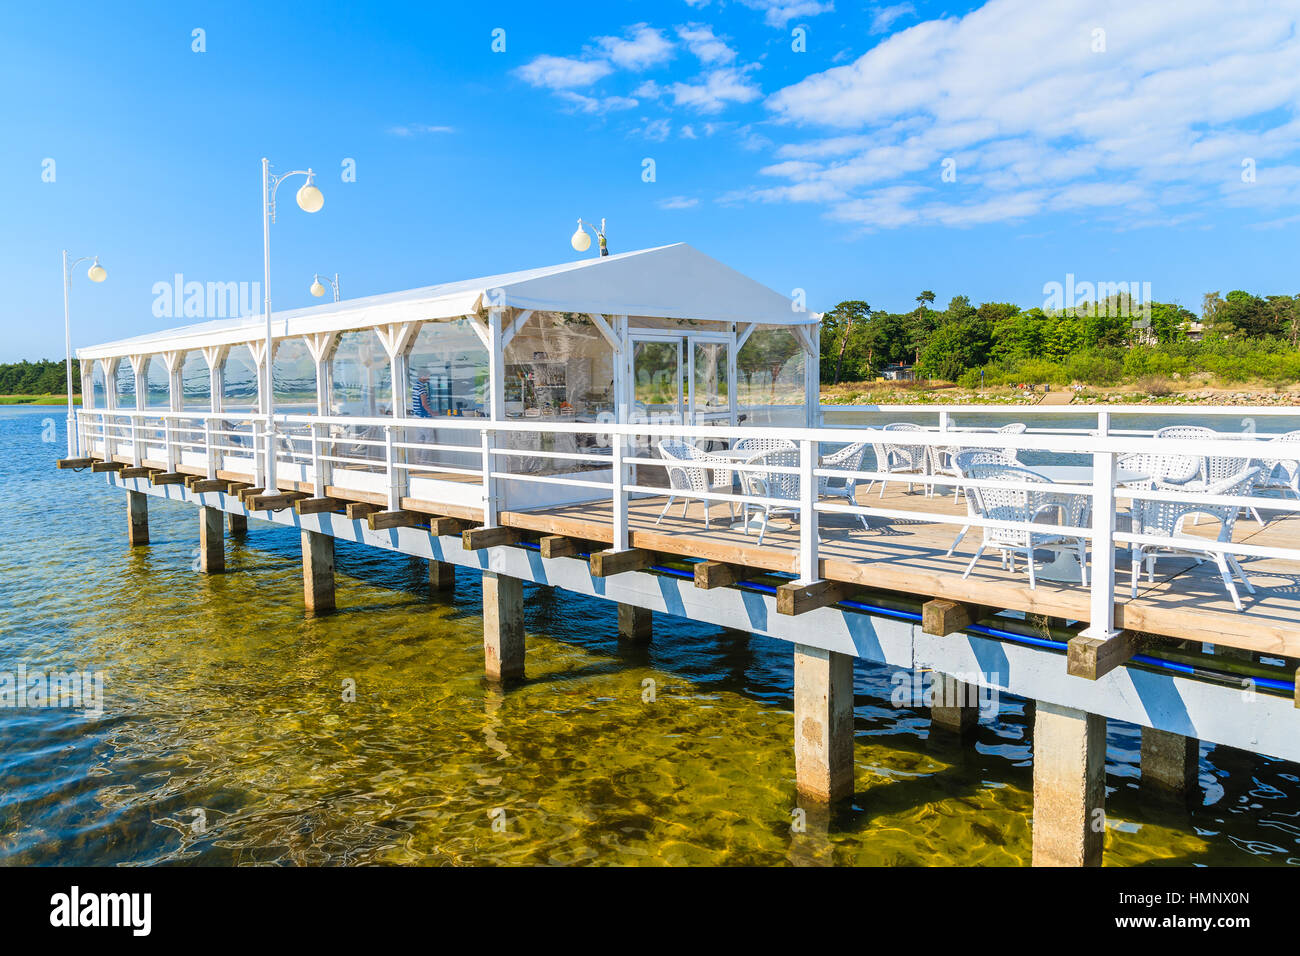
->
[821,380,1300,406]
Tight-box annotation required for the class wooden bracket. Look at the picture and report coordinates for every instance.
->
[344,501,383,520]
[295,497,343,515]
[235,487,266,504]
[540,535,584,559]
[693,560,760,589]
[589,548,656,577]
[91,461,125,473]
[119,466,161,479]
[189,478,230,493]
[776,579,853,616]
[462,526,521,551]
[428,516,465,537]
[1067,631,1138,680]
[921,599,981,637]
[56,457,98,469]
[249,491,310,512]
[149,472,188,486]
[367,509,421,531]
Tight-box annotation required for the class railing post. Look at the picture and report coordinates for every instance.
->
[612,429,628,551]
[481,428,498,528]
[798,438,819,584]
[130,413,142,466]
[164,415,176,472]
[265,417,280,493]
[384,423,401,512]
[310,421,324,496]
[204,416,216,479]
[1083,416,1119,640]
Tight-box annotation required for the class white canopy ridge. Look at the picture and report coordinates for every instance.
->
[77,243,817,361]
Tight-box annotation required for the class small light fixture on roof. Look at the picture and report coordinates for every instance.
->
[570,218,608,257]
[309,272,341,302]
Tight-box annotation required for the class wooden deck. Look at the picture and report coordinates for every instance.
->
[498,484,1300,657]
[133,455,1300,656]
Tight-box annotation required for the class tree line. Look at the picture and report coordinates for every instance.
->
[820,289,1300,388]
[0,359,81,395]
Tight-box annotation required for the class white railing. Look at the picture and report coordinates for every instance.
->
[76,406,1300,634]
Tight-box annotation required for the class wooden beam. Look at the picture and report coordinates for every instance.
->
[922,599,980,637]
[294,496,343,515]
[189,478,229,493]
[428,516,464,537]
[235,487,266,504]
[91,461,125,473]
[540,535,583,559]
[249,491,310,512]
[56,457,97,469]
[367,509,420,531]
[345,501,382,520]
[119,466,160,479]
[149,472,188,486]
[777,580,853,616]
[1067,631,1138,681]
[693,560,759,589]
[590,548,656,577]
[462,526,521,551]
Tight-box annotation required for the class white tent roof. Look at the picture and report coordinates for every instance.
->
[78,243,815,360]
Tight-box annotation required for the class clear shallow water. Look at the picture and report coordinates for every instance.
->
[1,405,1298,866]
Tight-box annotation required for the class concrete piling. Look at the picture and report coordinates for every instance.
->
[1032,701,1106,867]
[793,644,854,804]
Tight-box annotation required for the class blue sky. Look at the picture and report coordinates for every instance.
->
[2,0,1298,361]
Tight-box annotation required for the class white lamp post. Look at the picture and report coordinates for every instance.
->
[62,250,107,456]
[570,218,609,257]
[309,272,341,302]
[261,157,323,490]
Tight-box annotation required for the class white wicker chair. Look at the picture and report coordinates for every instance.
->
[1115,452,1200,491]
[1257,431,1300,502]
[737,448,800,546]
[871,423,928,497]
[1152,425,1264,526]
[1129,467,1260,610]
[960,462,1090,589]
[947,449,1018,555]
[733,436,797,456]
[929,423,1027,501]
[817,441,870,529]
[656,439,734,530]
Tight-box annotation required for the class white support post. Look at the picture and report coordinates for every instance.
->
[310,421,324,496]
[265,417,279,493]
[1083,411,1118,640]
[385,423,403,511]
[612,431,628,551]
[204,417,216,479]
[798,438,819,584]
[482,429,498,528]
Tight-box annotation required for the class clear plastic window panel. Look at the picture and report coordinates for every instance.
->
[404,319,490,476]
[329,330,393,466]
[737,327,807,427]
[501,311,615,476]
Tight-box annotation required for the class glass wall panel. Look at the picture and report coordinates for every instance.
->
[91,364,107,409]
[114,362,136,409]
[272,337,317,414]
[222,345,260,411]
[144,356,170,408]
[329,330,392,465]
[403,319,490,475]
[737,327,807,426]
[180,351,210,411]
[501,311,615,475]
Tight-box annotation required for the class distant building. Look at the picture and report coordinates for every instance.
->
[880,364,915,381]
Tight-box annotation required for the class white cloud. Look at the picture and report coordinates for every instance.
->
[557,92,640,114]
[387,124,455,136]
[740,0,834,28]
[681,124,698,139]
[666,67,762,113]
[514,55,613,90]
[746,0,1300,229]
[676,24,737,64]
[869,3,915,34]
[659,195,700,209]
[637,118,673,141]
[595,24,675,70]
